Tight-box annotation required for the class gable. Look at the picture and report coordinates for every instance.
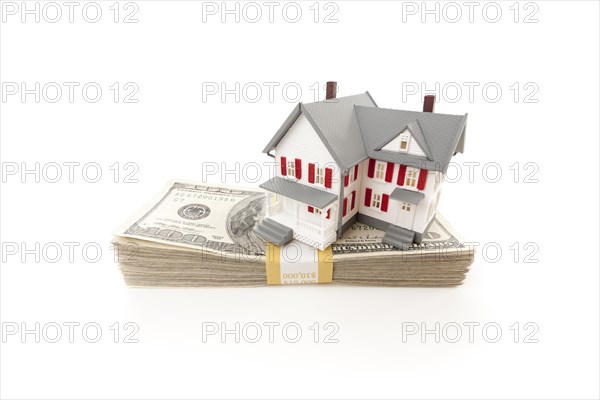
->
[380,128,427,157]
[263,93,377,172]
[355,106,468,173]
[275,113,337,167]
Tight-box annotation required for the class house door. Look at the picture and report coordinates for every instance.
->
[396,201,416,230]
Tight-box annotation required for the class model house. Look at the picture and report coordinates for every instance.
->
[254,82,467,250]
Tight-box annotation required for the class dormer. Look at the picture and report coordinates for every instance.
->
[377,121,433,160]
[380,127,423,156]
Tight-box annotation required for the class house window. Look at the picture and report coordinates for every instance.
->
[371,193,382,209]
[308,207,322,215]
[343,196,351,216]
[270,194,278,204]
[399,131,410,151]
[315,167,324,185]
[405,167,418,187]
[287,161,296,177]
[349,167,355,182]
[401,202,411,212]
[375,162,386,180]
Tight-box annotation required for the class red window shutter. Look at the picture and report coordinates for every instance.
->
[397,164,407,186]
[343,198,348,217]
[325,168,333,188]
[364,188,372,207]
[308,163,315,183]
[326,209,331,219]
[280,157,287,176]
[381,194,389,212]
[295,158,302,179]
[385,162,394,183]
[344,175,349,187]
[351,191,356,210]
[354,165,359,180]
[417,169,428,190]
[367,159,376,178]
[308,206,314,213]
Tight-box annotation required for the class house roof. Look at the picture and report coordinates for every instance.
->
[263,93,377,171]
[390,188,425,204]
[263,92,467,174]
[259,177,338,209]
[355,106,467,173]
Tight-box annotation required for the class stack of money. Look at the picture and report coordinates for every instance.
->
[112,181,475,287]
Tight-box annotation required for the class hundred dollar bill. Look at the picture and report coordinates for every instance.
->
[115,181,266,255]
[114,181,472,260]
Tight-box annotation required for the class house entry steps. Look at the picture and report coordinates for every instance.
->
[382,224,416,250]
[254,218,294,246]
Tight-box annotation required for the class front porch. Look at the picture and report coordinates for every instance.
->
[265,197,338,250]
[257,177,339,250]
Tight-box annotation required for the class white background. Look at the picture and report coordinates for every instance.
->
[1,1,599,399]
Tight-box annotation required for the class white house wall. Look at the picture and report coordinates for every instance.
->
[358,160,397,227]
[358,160,444,234]
[274,113,342,213]
[341,161,364,226]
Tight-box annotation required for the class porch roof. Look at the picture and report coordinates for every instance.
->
[260,177,338,209]
[390,188,425,204]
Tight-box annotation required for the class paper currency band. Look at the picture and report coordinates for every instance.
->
[265,242,333,285]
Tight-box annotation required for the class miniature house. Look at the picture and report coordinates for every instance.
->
[254,82,467,250]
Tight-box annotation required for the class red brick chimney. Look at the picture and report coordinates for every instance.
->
[423,95,435,112]
[326,81,337,100]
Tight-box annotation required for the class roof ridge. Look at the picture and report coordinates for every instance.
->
[351,104,371,166]
[409,119,434,161]
[357,104,466,119]
[304,91,374,106]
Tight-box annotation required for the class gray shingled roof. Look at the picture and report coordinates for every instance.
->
[263,93,466,174]
[302,93,377,170]
[263,93,377,171]
[355,106,467,173]
[390,188,425,204]
[259,177,337,209]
